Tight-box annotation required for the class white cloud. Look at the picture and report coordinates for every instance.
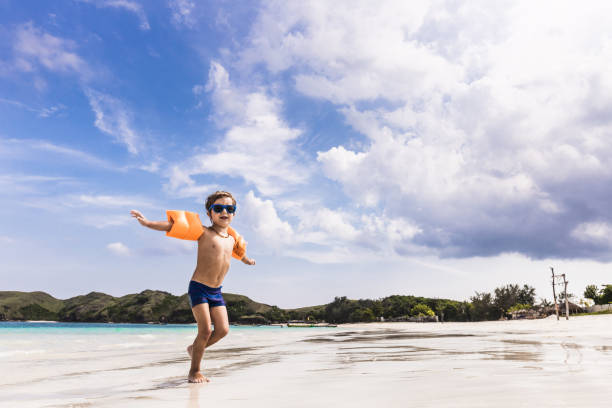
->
[290,206,362,245]
[13,22,90,78]
[107,242,130,256]
[167,61,309,197]
[236,191,372,262]
[0,174,74,186]
[85,215,132,229]
[283,247,359,265]
[163,165,215,200]
[138,239,195,256]
[239,191,294,247]
[192,84,205,95]
[85,89,141,154]
[0,180,158,231]
[204,61,246,126]
[37,104,66,118]
[0,138,115,169]
[571,223,612,247]
[12,191,152,214]
[79,0,150,30]
[169,0,196,28]
[0,173,78,198]
[138,161,161,173]
[0,98,65,118]
[238,0,612,259]
[77,194,154,209]
[237,190,426,263]
[192,84,205,108]
[107,0,150,30]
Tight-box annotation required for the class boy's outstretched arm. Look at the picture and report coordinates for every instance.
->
[130,210,173,232]
[241,255,256,265]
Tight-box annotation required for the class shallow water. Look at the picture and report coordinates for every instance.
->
[1,317,611,407]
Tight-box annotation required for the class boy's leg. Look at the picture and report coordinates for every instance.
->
[189,302,213,383]
[206,306,230,348]
[187,306,229,357]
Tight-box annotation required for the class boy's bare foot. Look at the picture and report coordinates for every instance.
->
[187,344,193,358]
[188,370,209,383]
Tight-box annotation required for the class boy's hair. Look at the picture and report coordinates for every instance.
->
[205,191,236,212]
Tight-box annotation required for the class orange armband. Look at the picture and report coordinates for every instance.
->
[166,210,204,241]
[227,226,247,260]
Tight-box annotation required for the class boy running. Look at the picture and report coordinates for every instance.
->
[131,191,255,383]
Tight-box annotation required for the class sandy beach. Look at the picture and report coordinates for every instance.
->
[1,315,612,407]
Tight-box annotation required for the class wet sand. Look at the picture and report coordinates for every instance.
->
[2,315,612,407]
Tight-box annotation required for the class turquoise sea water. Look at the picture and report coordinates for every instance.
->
[0,321,288,334]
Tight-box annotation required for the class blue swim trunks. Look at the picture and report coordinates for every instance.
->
[188,280,226,308]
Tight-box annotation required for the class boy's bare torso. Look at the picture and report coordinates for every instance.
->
[192,227,235,287]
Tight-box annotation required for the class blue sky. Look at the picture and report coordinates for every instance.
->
[2,1,612,308]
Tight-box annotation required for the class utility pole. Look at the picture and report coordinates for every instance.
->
[551,267,559,320]
[550,267,570,320]
[563,274,570,321]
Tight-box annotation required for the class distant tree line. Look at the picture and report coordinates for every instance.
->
[469,284,536,321]
[229,283,539,324]
[583,284,612,305]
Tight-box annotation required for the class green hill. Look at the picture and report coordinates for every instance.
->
[288,304,326,314]
[59,292,116,322]
[0,290,275,324]
[0,291,64,320]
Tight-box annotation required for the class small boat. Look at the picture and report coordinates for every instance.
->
[287,322,314,327]
[286,322,337,328]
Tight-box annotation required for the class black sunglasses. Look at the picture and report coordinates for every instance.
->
[208,204,236,214]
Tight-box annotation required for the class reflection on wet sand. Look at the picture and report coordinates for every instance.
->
[188,383,203,408]
[204,353,284,378]
[304,330,542,364]
[303,329,479,343]
[301,326,605,365]
[500,339,543,346]
[481,350,541,361]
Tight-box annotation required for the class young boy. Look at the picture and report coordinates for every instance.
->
[130,191,255,383]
